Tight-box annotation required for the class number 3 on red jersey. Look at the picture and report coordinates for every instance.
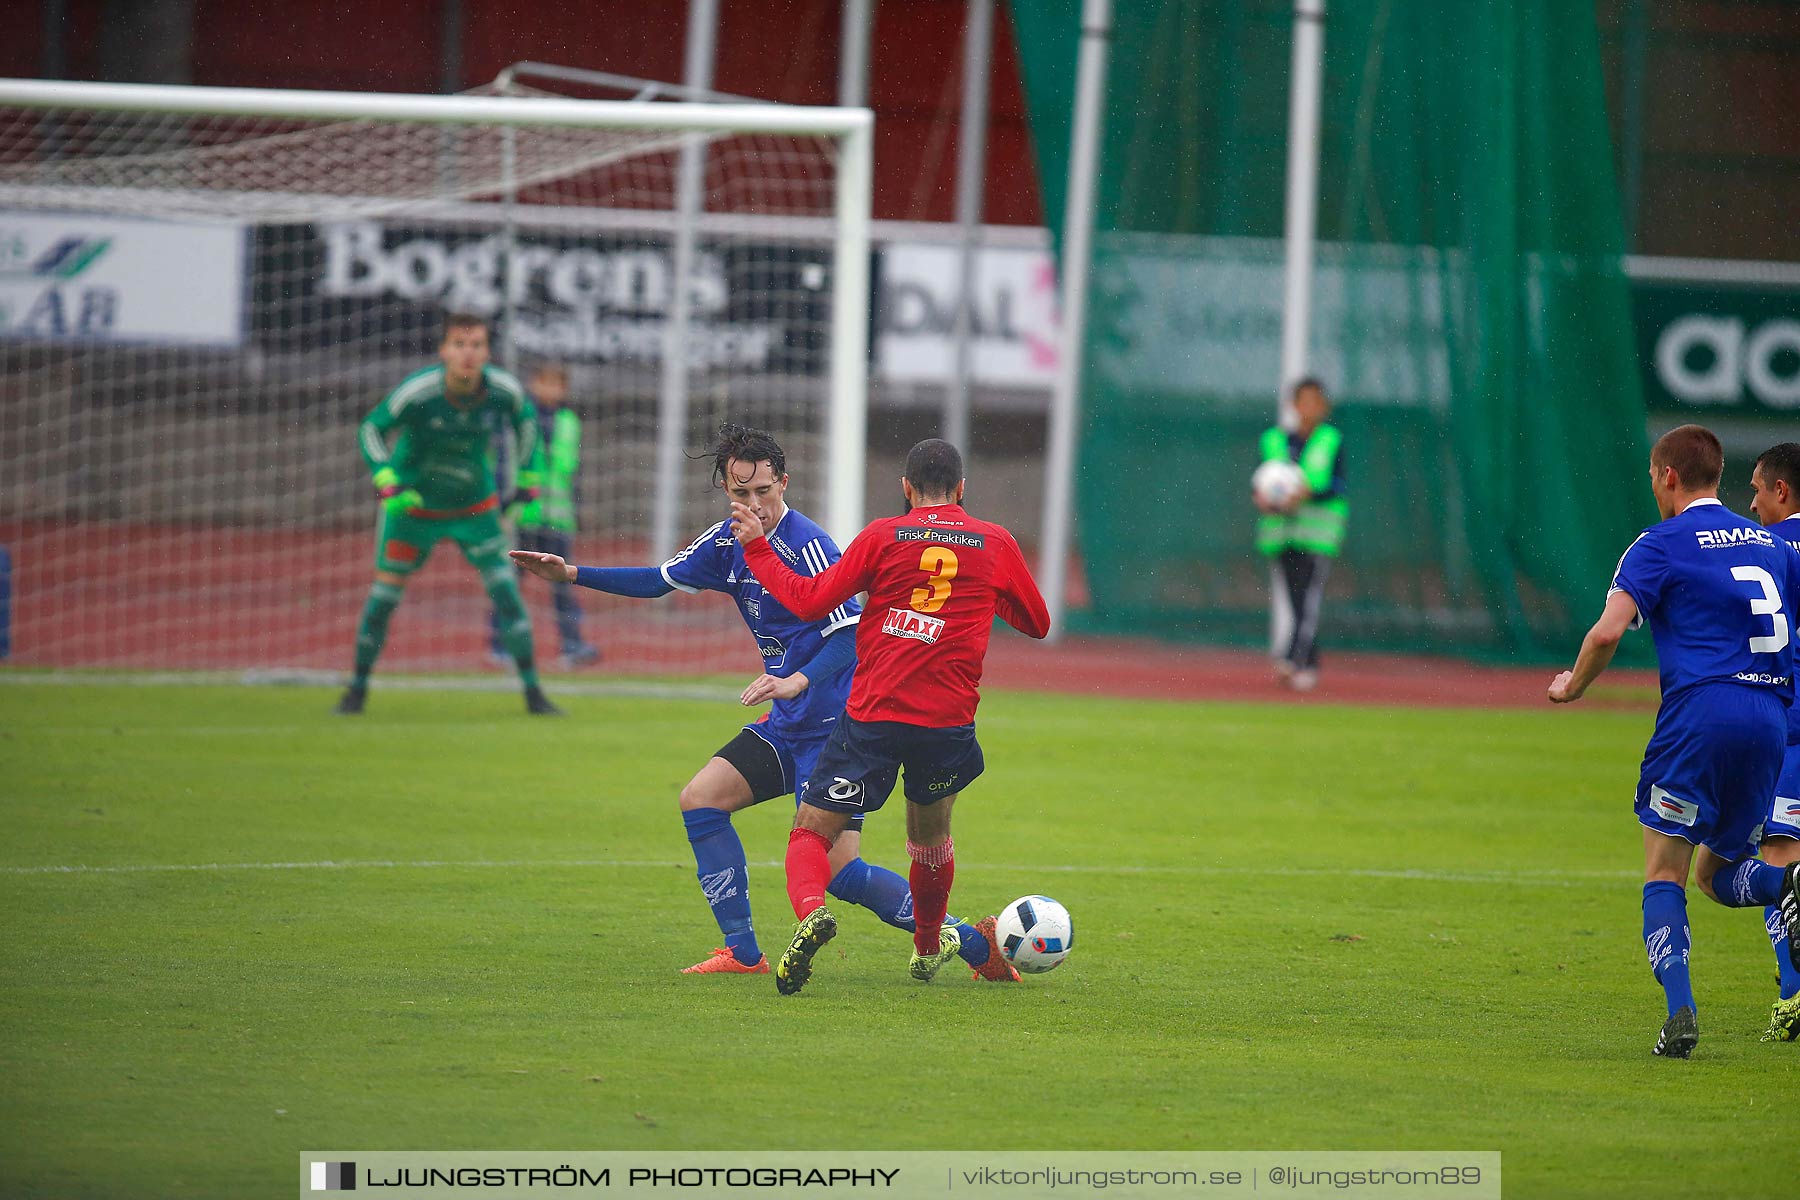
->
[909,546,959,614]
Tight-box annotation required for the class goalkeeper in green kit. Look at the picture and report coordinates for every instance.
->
[335,312,561,716]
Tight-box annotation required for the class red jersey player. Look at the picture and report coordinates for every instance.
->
[729,438,1051,994]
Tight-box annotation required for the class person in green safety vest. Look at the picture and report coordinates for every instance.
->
[490,362,600,667]
[1256,377,1346,691]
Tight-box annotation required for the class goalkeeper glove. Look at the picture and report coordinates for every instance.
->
[372,467,422,515]
[505,469,542,518]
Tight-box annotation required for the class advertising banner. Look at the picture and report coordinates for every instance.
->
[1631,280,1800,415]
[0,210,245,346]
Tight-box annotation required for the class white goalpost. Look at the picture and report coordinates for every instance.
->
[0,77,870,676]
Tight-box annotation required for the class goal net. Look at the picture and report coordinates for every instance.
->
[0,78,869,677]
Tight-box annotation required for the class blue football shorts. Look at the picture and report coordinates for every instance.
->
[716,717,863,830]
[798,717,985,816]
[1765,740,1800,842]
[1636,683,1786,861]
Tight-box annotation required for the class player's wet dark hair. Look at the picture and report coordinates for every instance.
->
[1652,424,1723,491]
[710,422,787,488]
[1755,442,1800,495]
[442,311,488,340]
[904,438,964,500]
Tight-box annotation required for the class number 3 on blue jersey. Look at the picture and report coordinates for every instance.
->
[1732,565,1790,653]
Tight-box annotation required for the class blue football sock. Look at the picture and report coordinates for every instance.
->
[1643,881,1695,1016]
[1709,858,1784,908]
[950,917,987,965]
[682,808,759,964]
[1767,906,1800,1000]
[827,858,987,965]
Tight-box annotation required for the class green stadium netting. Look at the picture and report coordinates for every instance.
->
[1013,0,1655,664]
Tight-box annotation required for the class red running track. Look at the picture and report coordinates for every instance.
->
[1,520,1655,709]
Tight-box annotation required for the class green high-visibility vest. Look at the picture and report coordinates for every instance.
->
[1256,423,1347,557]
[517,408,581,532]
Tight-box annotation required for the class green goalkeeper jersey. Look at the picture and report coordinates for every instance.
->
[358,364,543,511]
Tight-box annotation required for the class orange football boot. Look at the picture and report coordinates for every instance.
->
[681,947,769,975]
[969,916,1021,982]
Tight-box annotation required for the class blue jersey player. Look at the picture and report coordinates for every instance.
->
[1749,441,1800,1041]
[510,424,1009,979]
[1548,425,1800,1058]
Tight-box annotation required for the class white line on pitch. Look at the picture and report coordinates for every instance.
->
[0,857,1640,886]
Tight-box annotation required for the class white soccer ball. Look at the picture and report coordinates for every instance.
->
[995,894,1074,974]
[1252,459,1305,508]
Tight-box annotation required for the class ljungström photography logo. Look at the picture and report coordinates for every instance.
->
[310,1161,356,1191]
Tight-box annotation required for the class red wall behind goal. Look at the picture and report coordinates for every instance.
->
[8,0,1046,228]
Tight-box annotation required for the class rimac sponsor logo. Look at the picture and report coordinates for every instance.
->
[1695,527,1775,549]
[881,607,945,644]
[895,527,985,549]
[1649,785,1699,828]
[700,868,738,905]
[309,1161,356,1191]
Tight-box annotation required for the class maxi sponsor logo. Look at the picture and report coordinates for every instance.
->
[881,607,944,644]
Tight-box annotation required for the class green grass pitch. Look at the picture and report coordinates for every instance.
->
[1,681,1794,1198]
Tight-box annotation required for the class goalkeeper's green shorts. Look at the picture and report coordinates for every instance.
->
[374,496,508,576]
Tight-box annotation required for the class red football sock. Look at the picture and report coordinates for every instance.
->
[907,838,955,954]
[786,827,834,919]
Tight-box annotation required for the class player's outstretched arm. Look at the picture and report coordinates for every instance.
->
[729,501,872,621]
[1548,590,1638,703]
[511,551,576,583]
[995,532,1052,639]
[511,552,674,598]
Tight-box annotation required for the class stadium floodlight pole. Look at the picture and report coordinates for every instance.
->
[839,0,874,108]
[830,0,873,550]
[1271,0,1324,657]
[828,111,875,550]
[651,0,720,564]
[1037,0,1112,643]
[1276,0,1325,430]
[498,113,518,370]
[945,0,995,457]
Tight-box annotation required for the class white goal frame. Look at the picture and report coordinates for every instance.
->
[0,76,873,549]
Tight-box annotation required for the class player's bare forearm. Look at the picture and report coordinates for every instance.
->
[740,672,808,706]
[1550,629,1620,703]
[1548,591,1637,703]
